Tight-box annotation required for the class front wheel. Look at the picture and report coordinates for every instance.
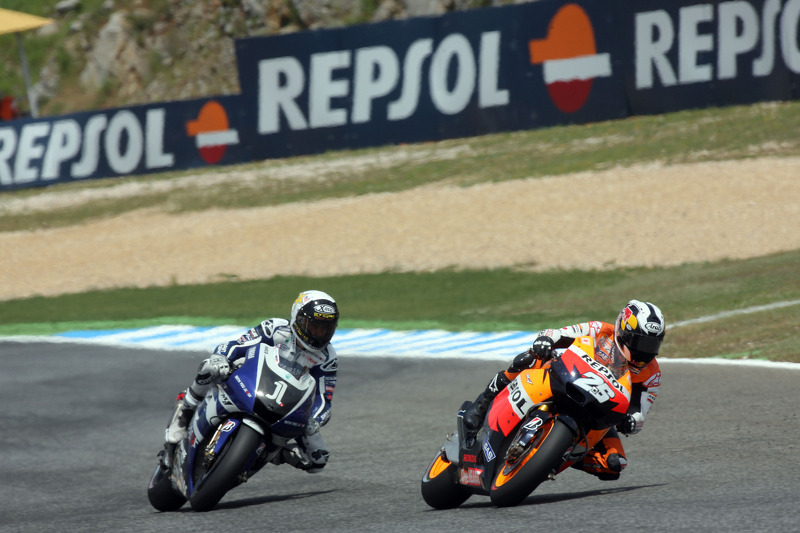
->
[489,418,575,507]
[421,452,471,509]
[147,450,187,512]
[189,423,263,512]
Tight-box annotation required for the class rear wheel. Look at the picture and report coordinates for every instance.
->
[421,452,471,509]
[189,424,263,512]
[489,419,575,507]
[147,450,187,512]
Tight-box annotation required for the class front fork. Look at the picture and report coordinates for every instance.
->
[504,406,582,474]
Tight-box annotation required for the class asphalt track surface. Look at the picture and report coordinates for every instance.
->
[2,341,799,533]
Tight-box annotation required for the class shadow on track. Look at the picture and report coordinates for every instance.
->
[454,484,665,509]
[212,489,337,511]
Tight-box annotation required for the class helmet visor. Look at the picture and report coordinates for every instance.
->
[620,330,662,364]
[297,314,338,348]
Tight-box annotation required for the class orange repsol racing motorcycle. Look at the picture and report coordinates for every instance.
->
[421,336,632,508]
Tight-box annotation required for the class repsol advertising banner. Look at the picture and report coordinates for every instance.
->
[3,0,800,191]
[0,95,250,191]
[235,0,800,158]
[233,0,630,157]
[621,0,800,113]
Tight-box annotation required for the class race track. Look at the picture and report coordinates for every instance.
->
[2,341,799,533]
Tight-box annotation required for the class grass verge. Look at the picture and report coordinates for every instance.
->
[1,250,798,363]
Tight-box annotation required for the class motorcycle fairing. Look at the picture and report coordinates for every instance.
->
[551,339,632,429]
[175,343,316,498]
[487,368,552,437]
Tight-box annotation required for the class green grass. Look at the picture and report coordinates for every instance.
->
[2,100,799,363]
[2,250,799,362]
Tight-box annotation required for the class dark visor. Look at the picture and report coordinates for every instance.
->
[624,331,662,356]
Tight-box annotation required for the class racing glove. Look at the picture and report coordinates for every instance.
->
[305,417,321,436]
[195,354,231,385]
[530,335,555,360]
[617,413,644,435]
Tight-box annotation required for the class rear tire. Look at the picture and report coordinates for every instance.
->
[421,452,471,509]
[489,419,574,507]
[147,457,187,512]
[189,424,263,512]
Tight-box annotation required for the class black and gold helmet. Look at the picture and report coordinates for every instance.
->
[290,290,339,352]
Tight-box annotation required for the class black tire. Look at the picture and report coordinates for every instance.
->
[489,419,574,507]
[189,423,263,512]
[147,461,187,512]
[421,452,471,510]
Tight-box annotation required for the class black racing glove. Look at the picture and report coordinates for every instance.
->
[530,335,555,360]
[616,414,641,435]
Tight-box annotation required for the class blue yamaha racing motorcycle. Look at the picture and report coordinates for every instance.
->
[147,343,317,512]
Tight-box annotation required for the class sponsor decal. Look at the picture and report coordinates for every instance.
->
[463,454,478,463]
[482,439,496,462]
[222,420,237,432]
[507,376,536,419]
[235,375,252,397]
[644,321,663,334]
[644,371,662,388]
[522,416,544,432]
[529,3,612,113]
[185,100,240,164]
[576,352,627,396]
[315,304,336,314]
[219,390,234,406]
[459,467,483,487]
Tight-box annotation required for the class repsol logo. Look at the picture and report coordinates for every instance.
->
[636,0,800,88]
[0,109,175,186]
[256,31,509,134]
[577,352,625,395]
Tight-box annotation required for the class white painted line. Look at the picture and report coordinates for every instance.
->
[669,299,800,328]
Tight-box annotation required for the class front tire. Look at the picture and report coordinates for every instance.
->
[489,419,574,507]
[421,452,471,509]
[189,424,263,512]
[147,452,187,512]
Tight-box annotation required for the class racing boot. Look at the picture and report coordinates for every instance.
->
[165,391,197,444]
[270,443,313,470]
[462,371,511,440]
[572,451,628,481]
[271,434,331,474]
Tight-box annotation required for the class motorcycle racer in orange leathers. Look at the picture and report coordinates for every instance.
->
[462,300,665,480]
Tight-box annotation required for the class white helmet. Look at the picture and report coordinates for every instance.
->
[290,290,339,353]
[614,300,665,366]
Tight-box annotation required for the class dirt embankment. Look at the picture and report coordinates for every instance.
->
[2,156,799,301]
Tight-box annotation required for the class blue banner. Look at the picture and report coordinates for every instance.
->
[234,1,630,158]
[0,95,250,191]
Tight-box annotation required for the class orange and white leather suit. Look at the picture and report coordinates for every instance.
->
[495,320,661,479]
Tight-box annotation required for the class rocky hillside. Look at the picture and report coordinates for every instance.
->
[4,0,507,118]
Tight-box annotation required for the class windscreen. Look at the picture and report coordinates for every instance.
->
[275,343,312,379]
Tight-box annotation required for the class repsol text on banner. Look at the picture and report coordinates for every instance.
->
[255,31,509,134]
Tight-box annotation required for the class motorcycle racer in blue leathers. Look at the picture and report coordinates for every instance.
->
[164,290,339,473]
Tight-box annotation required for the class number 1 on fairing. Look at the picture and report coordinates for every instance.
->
[265,381,288,404]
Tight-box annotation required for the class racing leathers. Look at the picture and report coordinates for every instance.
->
[462,320,661,480]
[165,318,338,473]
